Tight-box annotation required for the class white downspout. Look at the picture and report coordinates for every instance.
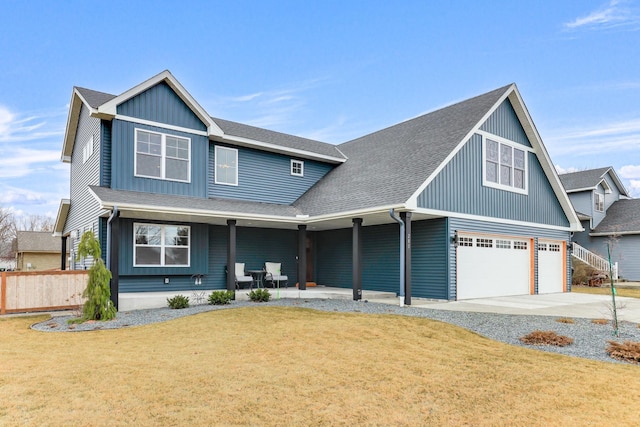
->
[389,209,405,307]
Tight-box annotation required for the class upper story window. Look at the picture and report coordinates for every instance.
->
[215,146,238,186]
[291,159,304,177]
[134,223,190,267]
[595,192,604,212]
[135,129,190,182]
[482,134,528,194]
[82,135,94,163]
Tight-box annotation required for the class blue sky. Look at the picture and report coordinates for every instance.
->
[1,0,639,219]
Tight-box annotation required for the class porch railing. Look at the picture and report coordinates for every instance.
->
[571,242,618,280]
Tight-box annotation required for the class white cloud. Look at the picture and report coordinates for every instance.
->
[619,164,640,178]
[564,0,640,31]
[545,117,640,156]
[555,165,579,175]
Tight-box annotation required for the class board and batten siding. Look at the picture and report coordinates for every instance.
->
[100,120,112,187]
[447,217,571,300]
[418,134,569,227]
[411,218,449,299]
[236,227,299,285]
[209,143,334,204]
[64,104,102,269]
[110,120,208,197]
[480,99,531,147]
[116,81,207,132]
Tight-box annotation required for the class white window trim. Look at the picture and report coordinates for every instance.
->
[594,192,604,212]
[134,128,191,183]
[214,145,239,186]
[133,223,191,267]
[82,135,94,164]
[480,132,530,195]
[291,159,304,177]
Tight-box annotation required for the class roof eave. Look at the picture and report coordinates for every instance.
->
[61,89,97,163]
[53,199,71,235]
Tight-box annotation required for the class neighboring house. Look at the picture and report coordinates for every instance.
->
[15,231,68,271]
[559,167,640,281]
[0,257,16,271]
[53,70,581,309]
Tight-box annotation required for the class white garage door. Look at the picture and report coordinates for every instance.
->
[456,233,531,300]
[537,240,564,294]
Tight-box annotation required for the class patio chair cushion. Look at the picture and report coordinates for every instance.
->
[265,262,288,282]
[235,263,247,277]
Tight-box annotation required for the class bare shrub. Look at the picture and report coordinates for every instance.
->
[606,341,640,364]
[572,259,598,286]
[556,317,574,324]
[520,331,574,347]
[592,319,609,325]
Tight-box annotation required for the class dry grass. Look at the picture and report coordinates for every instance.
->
[519,330,574,347]
[2,306,640,426]
[555,317,574,324]
[592,318,610,325]
[607,341,640,364]
[572,285,640,299]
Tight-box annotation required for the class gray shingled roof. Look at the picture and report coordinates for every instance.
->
[90,186,303,217]
[212,117,345,160]
[293,85,513,215]
[75,87,116,109]
[558,167,612,192]
[592,199,640,234]
[17,231,64,253]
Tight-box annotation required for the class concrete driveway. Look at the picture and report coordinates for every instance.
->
[410,292,640,323]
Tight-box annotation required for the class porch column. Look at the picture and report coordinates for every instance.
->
[226,220,237,292]
[352,218,363,300]
[60,235,67,271]
[298,225,307,290]
[401,212,412,305]
[109,215,120,310]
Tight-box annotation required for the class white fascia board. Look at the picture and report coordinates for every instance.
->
[96,70,224,137]
[303,204,407,224]
[590,230,640,237]
[54,199,71,234]
[406,85,515,208]
[115,115,208,136]
[602,167,631,197]
[61,89,96,163]
[413,207,582,232]
[565,187,596,193]
[217,134,347,164]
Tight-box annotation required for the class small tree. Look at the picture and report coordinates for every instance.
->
[76,231,116,321]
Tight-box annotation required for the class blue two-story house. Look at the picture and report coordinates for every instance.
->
[54,70,582,309]
[559,167,640,281]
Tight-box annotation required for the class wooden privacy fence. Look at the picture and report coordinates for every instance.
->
[1,270,88,314]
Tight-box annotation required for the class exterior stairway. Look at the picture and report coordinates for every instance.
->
[571,242,618,280]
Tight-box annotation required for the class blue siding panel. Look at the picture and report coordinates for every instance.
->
[111,120,208,197]
[236,227,299,284]
[574,234,640,281]
[206,225,228,289]
[209,143,334,204]
[411,219,449,299]
[315,229,352,288]
[117,82,207,131]
[100,120,112,187]
[418,134,569,227]
[480,99,531,147]
[362,224,400,293]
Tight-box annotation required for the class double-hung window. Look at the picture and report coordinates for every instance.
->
[135,129,190,182]
[483,135,527,194]
[594,192,604,212]
[134,223,190,267]
[215,146,238,186]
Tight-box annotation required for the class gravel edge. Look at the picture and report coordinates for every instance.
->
[31,298,640,365]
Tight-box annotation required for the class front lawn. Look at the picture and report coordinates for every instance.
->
[1,306,639,425]
[572,285,640,299]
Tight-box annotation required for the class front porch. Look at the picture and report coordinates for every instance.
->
[118,286,398,311]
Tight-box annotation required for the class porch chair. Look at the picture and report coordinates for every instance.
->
[234,263,254,289]
[264,262,288,288]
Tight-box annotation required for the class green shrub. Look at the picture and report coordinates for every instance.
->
[167,295,190,309]
[248,288,271,302]
[75,231,116,322]
[208,290,234,305]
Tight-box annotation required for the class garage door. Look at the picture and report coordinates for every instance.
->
[456,233,531,300]
[537,240,564,294]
